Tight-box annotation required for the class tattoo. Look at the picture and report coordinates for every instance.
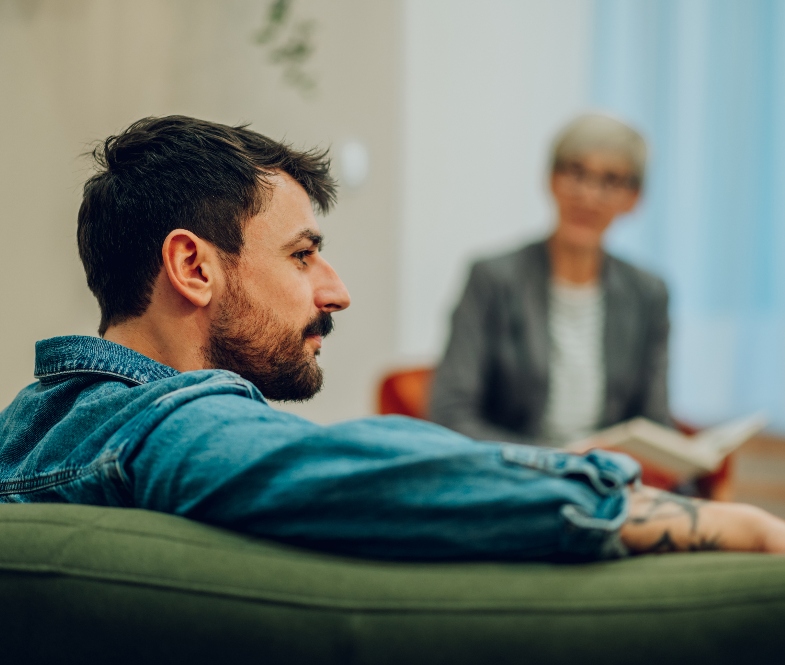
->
[635,531,722,554]
[626,488,723,554]
[628,488,703,533]
[641,531,678,553]
[688,535,722,551]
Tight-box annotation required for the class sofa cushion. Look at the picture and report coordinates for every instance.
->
[0,503,783,664]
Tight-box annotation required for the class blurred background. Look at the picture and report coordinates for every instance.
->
[2,0,785,458]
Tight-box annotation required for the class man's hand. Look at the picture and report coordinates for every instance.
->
[620,485,785,554]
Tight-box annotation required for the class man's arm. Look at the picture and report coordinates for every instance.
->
[621,485,785,554]
[123,382,785,561]
[128,390,638,561]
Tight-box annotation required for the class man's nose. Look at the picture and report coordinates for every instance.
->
[315,259,351,312]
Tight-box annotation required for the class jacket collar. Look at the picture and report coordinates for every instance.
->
[34,336,179,386]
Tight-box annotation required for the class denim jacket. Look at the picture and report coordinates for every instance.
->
[0,336,640,561]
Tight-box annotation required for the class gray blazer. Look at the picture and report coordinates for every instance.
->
[429,240,671,443]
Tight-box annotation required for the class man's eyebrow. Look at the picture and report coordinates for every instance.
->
[281,230,324,252]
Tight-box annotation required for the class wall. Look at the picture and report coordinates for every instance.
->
[0,0,402,423]
[398,0,595,360]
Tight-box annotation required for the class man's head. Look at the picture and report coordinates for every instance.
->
[78,116,350,401]
[548,113,646,250]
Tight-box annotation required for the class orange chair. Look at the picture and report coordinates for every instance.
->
[376,367,733,500]
[378,367,434,420]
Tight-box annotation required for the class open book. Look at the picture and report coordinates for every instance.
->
[567,413,768,480]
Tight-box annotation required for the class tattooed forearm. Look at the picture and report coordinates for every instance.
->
[622,487,724,554]
[622,485,785,555]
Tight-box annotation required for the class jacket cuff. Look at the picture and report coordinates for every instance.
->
[501,445,640,560]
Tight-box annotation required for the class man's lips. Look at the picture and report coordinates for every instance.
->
[306,334,323,349]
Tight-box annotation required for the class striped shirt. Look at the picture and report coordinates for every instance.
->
[542,280,606,445]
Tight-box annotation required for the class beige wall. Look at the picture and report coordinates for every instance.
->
[0,0,402,422]
[400,0,593,360]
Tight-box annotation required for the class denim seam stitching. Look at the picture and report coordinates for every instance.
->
[0,469,88,495]
[36,368,144,386]
[0,455,120,496]
[122,377,257,446]
[102,377,259,502]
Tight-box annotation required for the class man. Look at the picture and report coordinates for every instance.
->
[0,115,783,560]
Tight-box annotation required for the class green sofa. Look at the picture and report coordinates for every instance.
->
[1,503,783,664]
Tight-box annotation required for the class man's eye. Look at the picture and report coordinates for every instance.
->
[293,249,314,265]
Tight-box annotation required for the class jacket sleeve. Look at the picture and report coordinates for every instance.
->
[638,280,672,426]
[429,263,534,444]
[123,390,640,562]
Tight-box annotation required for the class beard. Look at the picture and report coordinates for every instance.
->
[204,274,334,402]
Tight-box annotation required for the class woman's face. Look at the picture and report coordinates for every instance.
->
[550,151,640,250]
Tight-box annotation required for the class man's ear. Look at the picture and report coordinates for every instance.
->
[161,230,219,308]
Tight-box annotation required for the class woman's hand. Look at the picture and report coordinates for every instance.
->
[565,435,612,455]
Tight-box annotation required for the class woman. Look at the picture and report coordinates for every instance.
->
[429,113,670,446]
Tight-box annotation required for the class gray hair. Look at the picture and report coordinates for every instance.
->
[550,113,648,187]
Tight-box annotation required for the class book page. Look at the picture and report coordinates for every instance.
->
[566,414,767,479]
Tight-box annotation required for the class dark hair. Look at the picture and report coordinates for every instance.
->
[77,115,337,335]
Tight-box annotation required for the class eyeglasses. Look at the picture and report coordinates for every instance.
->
[555,162,640,194]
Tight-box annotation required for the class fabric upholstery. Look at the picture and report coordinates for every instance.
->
[1,503,783,664]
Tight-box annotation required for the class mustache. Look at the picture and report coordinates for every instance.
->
[302,312,334,339]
